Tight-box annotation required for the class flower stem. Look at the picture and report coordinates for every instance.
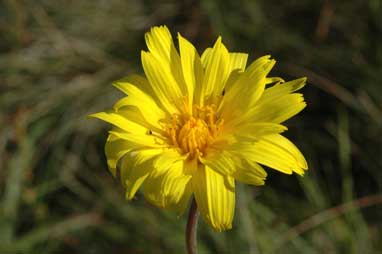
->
[186,198,199,254]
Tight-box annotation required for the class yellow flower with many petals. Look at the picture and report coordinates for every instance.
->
[90,25,308,231]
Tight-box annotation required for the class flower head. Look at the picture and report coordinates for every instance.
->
[90,25,308,231]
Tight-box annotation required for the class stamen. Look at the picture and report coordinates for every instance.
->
[165,104,224,159]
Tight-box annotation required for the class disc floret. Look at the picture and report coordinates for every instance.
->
[166,104,224,158]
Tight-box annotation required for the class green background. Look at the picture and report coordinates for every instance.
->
[1,0,381,253]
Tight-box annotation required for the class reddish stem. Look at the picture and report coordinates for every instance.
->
[186,198,199,254]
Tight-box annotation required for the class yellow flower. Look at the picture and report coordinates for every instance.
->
[90,25,308,231]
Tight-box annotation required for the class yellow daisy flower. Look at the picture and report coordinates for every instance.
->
[90,25,308,231]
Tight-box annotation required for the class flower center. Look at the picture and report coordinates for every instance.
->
[166,105,223,158]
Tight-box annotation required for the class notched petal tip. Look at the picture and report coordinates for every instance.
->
[292,77,308,90]
[212,223,232,232]
[266,76,285,85]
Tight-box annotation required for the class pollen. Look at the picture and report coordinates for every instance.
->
[165,104,224,158]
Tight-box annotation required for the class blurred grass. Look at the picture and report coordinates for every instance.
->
[0,0,381,253]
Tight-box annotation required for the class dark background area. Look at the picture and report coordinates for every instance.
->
[0,0,381,253]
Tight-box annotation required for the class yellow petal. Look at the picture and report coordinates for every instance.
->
[200,48,212,67]
[89,111,147,134]
[230,143,291,174]
[130,149,163,165]
[235,122,287,141]
[144,26,189,109]
[199,46,248,106]
[112,82,166,129]
[260,77,307,105]
[142,160,192,210]
[230,134,307,175]
[109,130,166,148]
[220,53,248,94]
[200,37,230,105]
[145,26,175,64]
[171,182,192,215]
[178,33,204,110]
[113,74,154,98]
[141,51,182,114]
[199,150,236,175]
[228,53,248,72]
[121,149,162,199]
[223,69,241,96]
[219,56,275,120]
[202,50,247,72]
[238,57,276,107]
[152,149,186,177]
[265,76,285,84]
[145,26,187,94]
[233,160,267,185]
[262,134,308,172]
[115,107,165,136]
[192,165,235,231]
[231,77,307,125]
[105,134,132,176]
[250,93,307,123]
